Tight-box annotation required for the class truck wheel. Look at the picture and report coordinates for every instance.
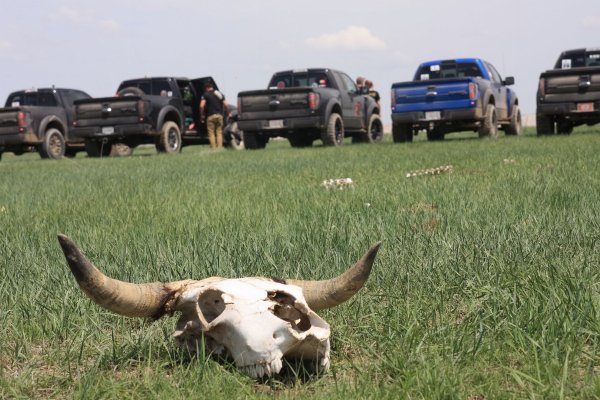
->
[85,140,112,157]
[289,132,313,148]
[505,105,523,136]
[426,129,444,141]
[392,123,413,143]
[536,115,555,136]
[117,86,145,97]
[365,114,384,143]
[557,121,573,135]
[39,128,66,159]
[243,131,268,150]
[322,113,344,146]
[478,104,498,138]
[224,122,244,150]
[156,121,182,154]
[110,143,133,157]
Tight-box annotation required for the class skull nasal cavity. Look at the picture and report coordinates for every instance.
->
[198,289,226,323]
[269,291,312,332]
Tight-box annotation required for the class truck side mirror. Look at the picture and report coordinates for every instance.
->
[503,76,515,86]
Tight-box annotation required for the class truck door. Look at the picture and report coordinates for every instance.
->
[485,62,509,120]
[336,72,362,129]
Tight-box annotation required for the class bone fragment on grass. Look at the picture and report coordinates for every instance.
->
[321,178,354,189]
[406,165,453,178]
[503,159,517,164]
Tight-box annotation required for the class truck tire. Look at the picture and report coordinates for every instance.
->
[478,104,498,138]
[289,131,313,148]
[85,140,112,157]
[557,120,573,135]
[322,113,344,146]
[156,121,182,154]
[224,122,244,150]
[536,114,555,136]
[110,143,133,157]
[426,129,444,141]
[118,86,145,97]
[365,114,384,143]
[39,128,66,159]
[392,123,413,143]
[243,131,268,149]
[505,105,523,136]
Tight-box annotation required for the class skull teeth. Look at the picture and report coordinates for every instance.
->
[239,358,283,379]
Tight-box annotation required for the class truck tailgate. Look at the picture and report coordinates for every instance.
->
[392,78,476,113]
[239,88,319,120]
[542,67,600,103]
[74,96,143,127]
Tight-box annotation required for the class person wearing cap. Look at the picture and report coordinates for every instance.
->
[200,82,229,149]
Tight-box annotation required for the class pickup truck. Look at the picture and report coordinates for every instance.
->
[236,68,383,149]
[71,76,242,157]
[0,88,90,160]
[391,58,521,142]
[536,48,600,135]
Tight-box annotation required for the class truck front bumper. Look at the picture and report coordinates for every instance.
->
[70,123,155,140]
[237,116,322,135]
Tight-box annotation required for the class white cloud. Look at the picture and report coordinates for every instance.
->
[0,40,12,51]
[50,6,120,32]
[305,26,386,51]
[583,15,600,28]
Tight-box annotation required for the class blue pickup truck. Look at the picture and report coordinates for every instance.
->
[391,58,522,142]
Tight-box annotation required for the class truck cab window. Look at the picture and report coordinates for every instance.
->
[340,73,358,94]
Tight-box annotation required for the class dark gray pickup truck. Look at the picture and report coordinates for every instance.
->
[0,88,90,160]
[71,76,241,157]
[537,48,600,135]
[237,68,382,149]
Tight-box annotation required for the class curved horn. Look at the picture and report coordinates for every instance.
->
[58,234,180,318]
[286,241,381,311]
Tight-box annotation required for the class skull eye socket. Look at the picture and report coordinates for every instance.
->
[197,289,226,323]
[269,291,312,332]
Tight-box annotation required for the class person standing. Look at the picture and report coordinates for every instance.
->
[365,79,381,106]
[200,82,229,149]
[356,76,366,94]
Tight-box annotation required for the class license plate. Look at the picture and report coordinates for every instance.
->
[102,126,115,134]
[425,111,441,121]
[577,102,594,112]
[268,120,284,129]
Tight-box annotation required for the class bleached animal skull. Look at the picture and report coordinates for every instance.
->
[57,235,381,378]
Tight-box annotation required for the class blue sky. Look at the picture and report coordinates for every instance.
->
[1,0,599,121]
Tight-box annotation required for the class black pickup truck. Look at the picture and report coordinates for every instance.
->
[537,48,600,135]
[71,76,241,157]
[0,88,91,160]
[237,68,382,149]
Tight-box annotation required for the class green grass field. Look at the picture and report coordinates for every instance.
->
[1,128,600,398]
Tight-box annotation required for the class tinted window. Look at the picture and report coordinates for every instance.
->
[5,91,58,107]
[415,62,483,81]
[61,90,90,106]
[340,73,358,93]
[555,51,600,69]
[268,71,331,89]
[118,80,173,96]
[486,63,502,83]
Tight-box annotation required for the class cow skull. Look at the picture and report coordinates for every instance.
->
[57,235,381,378]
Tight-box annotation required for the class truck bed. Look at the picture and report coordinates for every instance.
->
[391,78,478,113]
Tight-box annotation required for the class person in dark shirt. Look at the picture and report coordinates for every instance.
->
[365,79,381,106]
[200,82,229,149]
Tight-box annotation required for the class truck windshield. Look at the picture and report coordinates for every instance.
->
[5,92,58,107]
[268,72,331,89]
[555,51,600,69]
[415,63,483,81]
